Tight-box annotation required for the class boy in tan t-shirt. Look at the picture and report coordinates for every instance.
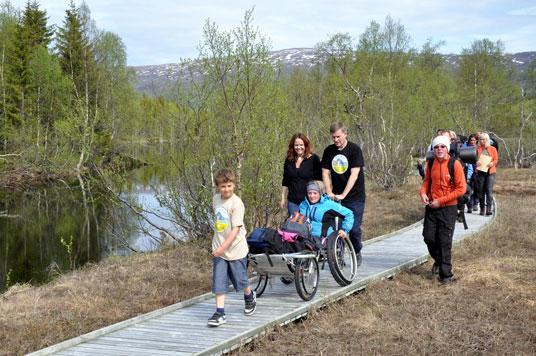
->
[208,168,256,327]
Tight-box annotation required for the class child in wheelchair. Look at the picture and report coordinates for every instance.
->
[298,181,354,242]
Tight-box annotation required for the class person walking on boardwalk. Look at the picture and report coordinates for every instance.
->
[475,133,499,216]
[281,133,322,216]
[321,121,365,264]
[208,168,256,327]
[419,135,466,284]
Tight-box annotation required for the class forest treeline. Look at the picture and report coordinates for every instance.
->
[0,3,534,236]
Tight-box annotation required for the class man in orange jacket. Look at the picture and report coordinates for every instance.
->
[419,135,466,284]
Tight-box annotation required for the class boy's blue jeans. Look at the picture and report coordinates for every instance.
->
[341,200,365,253]
[212,256,249,294]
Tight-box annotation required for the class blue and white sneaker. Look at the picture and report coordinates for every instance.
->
[207,312,226,327]
[244,291,257,315]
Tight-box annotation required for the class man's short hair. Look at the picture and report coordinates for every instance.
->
[330,121,348,134]
[214,168,236,186]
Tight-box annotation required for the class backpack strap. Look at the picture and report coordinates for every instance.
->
[427,157,434,195]
[448,156,455,187]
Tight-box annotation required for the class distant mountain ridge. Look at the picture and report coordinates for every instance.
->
[131,48,536,96]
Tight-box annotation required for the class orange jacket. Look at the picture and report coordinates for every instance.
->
[419,155,466,207]
[477,146,499,174]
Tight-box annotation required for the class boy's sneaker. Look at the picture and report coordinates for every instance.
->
[207,312,226,327]
[244,291,257,315]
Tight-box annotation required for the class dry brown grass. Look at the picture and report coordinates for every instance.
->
[0,242,212,355]
[237,168,536,355]
[362,175,422,239]
[0,176,422,355]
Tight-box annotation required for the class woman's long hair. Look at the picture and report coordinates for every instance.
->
[286,133,312,161]
[467,134,477,146]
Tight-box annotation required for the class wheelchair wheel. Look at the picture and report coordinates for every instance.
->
[327,232,358,286]
[294,257,319,301]
[253,273,269,297]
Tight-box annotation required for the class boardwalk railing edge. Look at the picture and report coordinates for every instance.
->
[28,201,497,356]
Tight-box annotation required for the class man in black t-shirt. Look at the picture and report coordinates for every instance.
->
[322,122,365,259]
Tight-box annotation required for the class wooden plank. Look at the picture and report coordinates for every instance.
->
[57,342,190,356]
[89,337,204,353]
[76,345,190,355]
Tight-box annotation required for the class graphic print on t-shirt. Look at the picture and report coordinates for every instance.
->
[214,207,230,232]
[332,154,349,174]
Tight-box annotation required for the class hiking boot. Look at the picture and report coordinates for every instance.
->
[439,276,456,285]
[431,263,439,275]
[355,252,362,268]
[479,210,485,216]
[486,210,493,216]
[244,291,256,315]
[207,312,226,327]
[466,208,472,214]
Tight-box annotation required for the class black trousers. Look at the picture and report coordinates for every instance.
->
[422,205,457,278]
[476,172,496,211]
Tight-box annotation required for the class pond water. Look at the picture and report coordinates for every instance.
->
[0,164,182,292]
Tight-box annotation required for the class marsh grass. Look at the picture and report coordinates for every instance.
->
[236,168,536,355]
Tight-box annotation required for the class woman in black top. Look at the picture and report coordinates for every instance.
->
[281,133,322,215]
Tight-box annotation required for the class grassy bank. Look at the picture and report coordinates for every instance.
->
[237,168,536,355]
[1,177,421,354]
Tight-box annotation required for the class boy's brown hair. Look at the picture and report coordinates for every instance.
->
[214,168,236,186]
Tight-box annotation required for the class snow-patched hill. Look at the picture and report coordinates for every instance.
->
[131,48,536,96]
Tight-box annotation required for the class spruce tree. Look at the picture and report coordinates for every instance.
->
[12,0,54,121]
[55,0,93,99]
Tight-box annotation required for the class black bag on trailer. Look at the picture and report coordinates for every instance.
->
[247,227,319,254]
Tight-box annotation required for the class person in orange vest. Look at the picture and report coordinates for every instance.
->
[419,135,466,284]
[475,133,499,216]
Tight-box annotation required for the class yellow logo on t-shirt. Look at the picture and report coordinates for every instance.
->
[332,154,349,174]
[214,207,230,232]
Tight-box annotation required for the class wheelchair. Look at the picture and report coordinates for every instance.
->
[248,222,358,301]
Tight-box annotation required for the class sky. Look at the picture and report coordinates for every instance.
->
[9,0,536,66]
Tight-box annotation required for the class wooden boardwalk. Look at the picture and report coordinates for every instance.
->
[29,211,494,356]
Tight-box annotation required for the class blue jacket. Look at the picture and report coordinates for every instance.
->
[299,195,354,238]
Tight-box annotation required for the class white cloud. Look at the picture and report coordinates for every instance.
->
[506,5,536,16]
[8,0,536,65]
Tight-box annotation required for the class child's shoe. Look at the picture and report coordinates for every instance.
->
[207,312,226,327]
[244,291,257,315]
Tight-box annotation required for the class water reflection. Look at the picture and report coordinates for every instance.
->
[0,169,181,292]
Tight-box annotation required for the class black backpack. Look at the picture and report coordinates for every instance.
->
[489,136,499,153]
[246,227,318,255]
